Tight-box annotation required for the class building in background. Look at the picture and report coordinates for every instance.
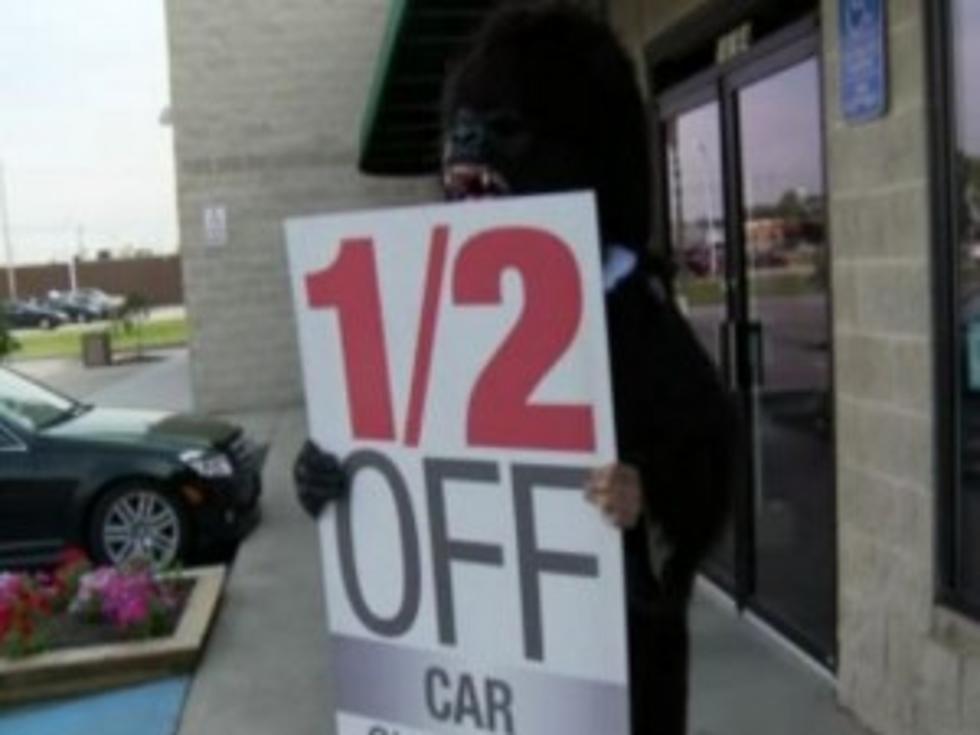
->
[166,1,980,733]
[0,255,183,305]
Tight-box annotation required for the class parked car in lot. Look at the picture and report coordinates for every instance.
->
[45,288,124,321]
[2,300,69,330]
[0,366,265,570]
[44,290,105,323]
[77,288,125,318]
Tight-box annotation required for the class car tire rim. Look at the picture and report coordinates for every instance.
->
[102,490,181,568]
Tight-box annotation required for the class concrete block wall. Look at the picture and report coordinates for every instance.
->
[165,0,435,413]
[823,0,980,732]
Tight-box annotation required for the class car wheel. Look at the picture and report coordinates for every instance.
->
[89,482,191,569]
[40,317,51,330]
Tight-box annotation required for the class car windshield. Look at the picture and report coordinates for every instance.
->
[0,368,80,432]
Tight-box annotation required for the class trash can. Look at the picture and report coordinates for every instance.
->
[81,331,112,367]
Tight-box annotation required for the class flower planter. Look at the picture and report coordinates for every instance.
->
[0,566,225,707]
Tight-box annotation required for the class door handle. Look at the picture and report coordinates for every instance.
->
[747,320,765,386]
[717,320,738,392]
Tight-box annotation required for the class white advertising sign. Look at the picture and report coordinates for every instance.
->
[287,193,629,735]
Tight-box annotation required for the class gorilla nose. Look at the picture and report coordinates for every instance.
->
[449,109,487,158]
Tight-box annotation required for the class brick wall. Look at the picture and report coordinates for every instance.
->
[0,256,183,305]
[165,0,436,413]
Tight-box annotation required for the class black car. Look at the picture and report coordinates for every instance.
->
[0,367,264,570]
[3,301,69,330]
[75,288,124,317]
[44,291,104,323]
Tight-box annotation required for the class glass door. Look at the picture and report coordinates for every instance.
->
[664,100,738,588]
[735,56,836,659]
[658,30,836,667]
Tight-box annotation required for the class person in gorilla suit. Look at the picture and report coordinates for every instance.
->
[295,4,736,734]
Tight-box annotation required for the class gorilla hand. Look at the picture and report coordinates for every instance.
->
[294,440,348,518]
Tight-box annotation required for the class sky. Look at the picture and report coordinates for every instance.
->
[1,2,973,268]
[669,58,824,228]
[0,0,176,266]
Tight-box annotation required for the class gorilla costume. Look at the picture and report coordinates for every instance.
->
[296,4,736,734]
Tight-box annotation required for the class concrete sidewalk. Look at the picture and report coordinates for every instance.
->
[15,353,869,734]
[688,587,867,735]
[179,407,870,735]
[176,411,332,735]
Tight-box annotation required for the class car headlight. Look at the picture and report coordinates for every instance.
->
[180,450,235,478]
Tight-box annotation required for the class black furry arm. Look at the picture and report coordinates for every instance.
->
[294,440,349,518]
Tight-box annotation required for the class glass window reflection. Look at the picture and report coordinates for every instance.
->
[953,0,980,606]
[666,102,726,362]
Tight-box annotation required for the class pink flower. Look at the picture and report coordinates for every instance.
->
[70,568,116,614]
[0,602,12,643]
[114,595,150,628]
[69,566,174,631]
[0,573,22,605]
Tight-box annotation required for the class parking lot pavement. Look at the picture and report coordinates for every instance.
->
[13,355,150,398]
[14,348,192,412]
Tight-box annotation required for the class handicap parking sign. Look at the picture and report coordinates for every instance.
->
[840,0,888,123]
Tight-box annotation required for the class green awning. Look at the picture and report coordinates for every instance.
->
[358,0,499,176]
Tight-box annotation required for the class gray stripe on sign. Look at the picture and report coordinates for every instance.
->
[331,635,630,734]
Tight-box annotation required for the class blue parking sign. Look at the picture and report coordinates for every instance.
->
[840,0,888,123]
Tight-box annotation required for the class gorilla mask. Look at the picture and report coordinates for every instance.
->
[441,4,652,253]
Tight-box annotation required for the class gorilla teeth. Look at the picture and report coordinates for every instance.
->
[442,164,510,200]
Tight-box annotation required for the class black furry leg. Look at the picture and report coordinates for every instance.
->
[627,603,690,735]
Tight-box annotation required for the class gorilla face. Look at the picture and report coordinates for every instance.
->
[442,104,593,200]
[441,5,651,250]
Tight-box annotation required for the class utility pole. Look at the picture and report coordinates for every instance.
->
[70,225,84,292]
[0,161,17,301]
[695,140,722,278]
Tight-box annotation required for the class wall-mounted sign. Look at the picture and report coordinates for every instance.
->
[840,0,888,123]
[203,205,228,248]
[716,23,753,65]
